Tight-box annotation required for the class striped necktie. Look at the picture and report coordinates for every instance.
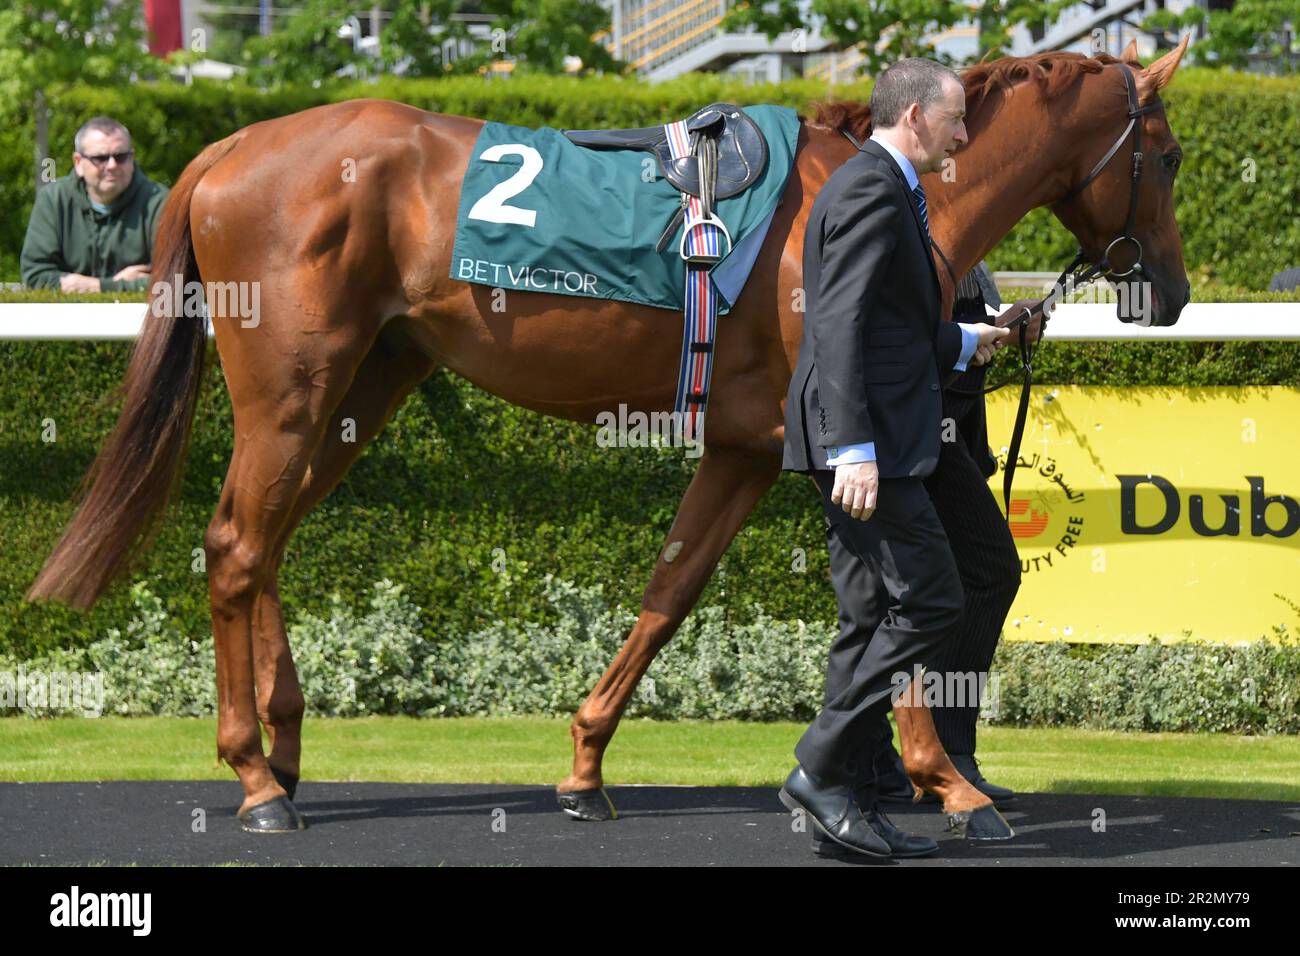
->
[912,183,931,246]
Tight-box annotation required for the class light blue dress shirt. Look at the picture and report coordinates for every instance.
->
[825,134,980,467]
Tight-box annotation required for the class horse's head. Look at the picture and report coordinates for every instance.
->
[1048,36,1192,327]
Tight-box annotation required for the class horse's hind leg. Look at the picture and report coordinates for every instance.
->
[893,679,1011,835]
[205,316,379,831]
[250,335,439,801]
[557,442,780,821]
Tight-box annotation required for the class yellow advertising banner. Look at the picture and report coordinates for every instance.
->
[984,386,1300,643]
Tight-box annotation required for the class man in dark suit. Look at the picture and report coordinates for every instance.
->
[861,261,1029,818]
[829,263,1038,853]
[779,58,1021,858]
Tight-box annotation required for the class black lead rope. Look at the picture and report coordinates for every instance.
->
[943,300,1047,518]
[1003,320,1034,518]
[941,248,1095,518]
[944,241,1121,518]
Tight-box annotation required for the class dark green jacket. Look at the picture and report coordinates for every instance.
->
[20,167,170,292]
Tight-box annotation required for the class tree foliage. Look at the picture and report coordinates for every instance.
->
[721,0,1299,74]
[233,0,623,85]
[0,0,157,105]
[1142,0,1300,72]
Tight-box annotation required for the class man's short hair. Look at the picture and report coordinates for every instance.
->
[74,116,132,154]
[870,58,962,130]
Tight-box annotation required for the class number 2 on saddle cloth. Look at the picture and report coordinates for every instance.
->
[449,104,802,448]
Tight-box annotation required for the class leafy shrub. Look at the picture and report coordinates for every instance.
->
[5,577,1297,734]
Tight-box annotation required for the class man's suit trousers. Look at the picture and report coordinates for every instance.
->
[825,387,1023,765]
[794,469,964,784]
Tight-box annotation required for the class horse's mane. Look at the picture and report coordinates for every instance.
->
[802,51,1127,141]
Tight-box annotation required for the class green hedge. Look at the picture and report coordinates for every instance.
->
[3,69,1299,287]
[6,576,1296,734]
[2,326,1298,659]
[3,69,1298,664]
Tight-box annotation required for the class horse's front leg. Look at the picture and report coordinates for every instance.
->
[557,442,781,820]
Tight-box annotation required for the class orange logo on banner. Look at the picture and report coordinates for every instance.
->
[1007,499,1049,539]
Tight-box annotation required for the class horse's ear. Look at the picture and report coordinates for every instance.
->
[1140,34,1191,95]
[1120,40,1140,66]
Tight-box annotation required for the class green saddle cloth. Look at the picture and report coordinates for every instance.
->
[448,105,800,316]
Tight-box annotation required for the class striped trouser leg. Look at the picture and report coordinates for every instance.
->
[921,406,1022,756]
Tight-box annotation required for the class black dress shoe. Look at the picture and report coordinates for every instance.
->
[872,742,939,807]
[779,765,891,858]
[813,806,939,859]
[950,753,1016,807]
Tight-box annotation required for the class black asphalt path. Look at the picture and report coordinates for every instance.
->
[2,781,1297,866]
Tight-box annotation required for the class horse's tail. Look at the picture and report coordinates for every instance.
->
[26,133,246,609]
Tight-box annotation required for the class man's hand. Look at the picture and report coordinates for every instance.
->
[964,322,1014,367]
[832,460,879,522]
[60,272,101,293]
[994,298,1046,345]
[112,263,152,282]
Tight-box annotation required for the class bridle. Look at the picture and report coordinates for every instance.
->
[1046,61,1165,317]
[939,61,1165,515]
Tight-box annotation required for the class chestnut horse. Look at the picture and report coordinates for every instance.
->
[28,40,1191,831]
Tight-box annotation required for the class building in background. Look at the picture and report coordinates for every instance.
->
[158,0,1288,82]
[591,0,1273,82]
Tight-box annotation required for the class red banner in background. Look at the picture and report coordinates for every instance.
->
[145,0,183,56]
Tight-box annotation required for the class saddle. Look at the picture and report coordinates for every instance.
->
[564,102,769,262]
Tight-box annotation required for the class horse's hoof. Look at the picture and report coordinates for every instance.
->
[239,796,307,833]
[946,803,1014,841]
[270,766,299,801]
[557,786,618,821]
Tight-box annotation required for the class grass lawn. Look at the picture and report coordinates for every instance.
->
[1,716,1297,802]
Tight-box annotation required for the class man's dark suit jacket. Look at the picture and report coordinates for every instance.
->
[783,137,964,478]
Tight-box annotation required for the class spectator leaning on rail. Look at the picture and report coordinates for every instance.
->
[20,116,169,293]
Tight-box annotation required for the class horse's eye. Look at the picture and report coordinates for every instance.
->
[1163,152,1182,172]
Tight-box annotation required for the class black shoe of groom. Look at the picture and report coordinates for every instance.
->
[779,765,891,858]
[811,804,939,859]
[950,753,1016,808]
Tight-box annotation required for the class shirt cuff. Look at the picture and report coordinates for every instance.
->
[825,442,876,465]
[955,323,980,371]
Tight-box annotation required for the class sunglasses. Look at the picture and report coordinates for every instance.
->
[82,150,134,167]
